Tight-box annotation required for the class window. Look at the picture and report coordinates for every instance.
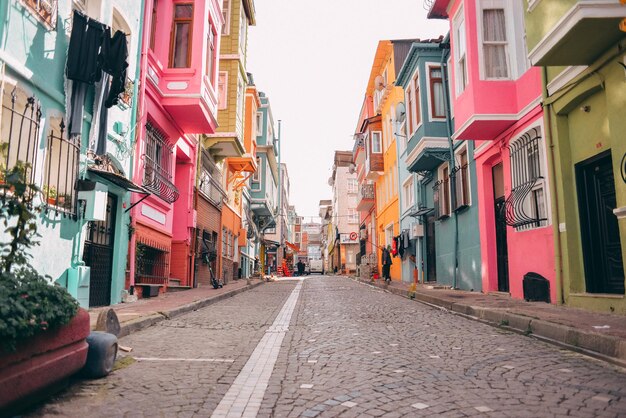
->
[434,164,451,219]
[408,71,421,135]
[237,78,245,129]
[454,146,471,209]
[453,8,468,94]
[206,23,216,84]
[218,72,227,110]
[348,209,358,224]
[347,178,358,194]
[150,0,158,50]
[482,8,508,78]
[143,122,178,203]
[402,176,414,212]
[506,127,548,230]
[221,0,230,35]
[429,66,445,119]
[169,3,193,68]
[252,157,261,182]
[295,232,301,243]
[256,112,263,136]
[385,224,394,248]
[371,131,382,153]
[406,88,413,135]
[239,8,247,54]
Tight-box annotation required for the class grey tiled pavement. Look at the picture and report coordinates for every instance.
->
[28,277,626,417]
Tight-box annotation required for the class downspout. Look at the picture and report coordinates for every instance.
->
[129,0,148,292]
[277,120,282,260]
[542,67,564,305]
[440,39,459,289]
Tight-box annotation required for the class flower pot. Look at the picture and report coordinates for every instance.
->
[0,308,90,410]
[47,197,57,205]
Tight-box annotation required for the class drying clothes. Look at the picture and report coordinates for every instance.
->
[102,30,129,108]
[88,73,111,155]
[68,81,88,136]
[66,11,106,84]
[403,231,410,249]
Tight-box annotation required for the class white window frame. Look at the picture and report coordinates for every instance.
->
[252,157,261,184]
[408,69,422,136]
[446,56,454,117]
[371,131,382,154]
[385,223,394,248]
[348,208,359,224]
[402,175,415,213]
[454,142,472,208]
[239,7,247,54]
[452,6,468,96]
[425,62,446,122]
[222,0,230,35]
[347,178,358,194]
[476,0,530,81]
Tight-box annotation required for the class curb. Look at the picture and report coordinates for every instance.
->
[353,277,626,367]
[116,280,265,338]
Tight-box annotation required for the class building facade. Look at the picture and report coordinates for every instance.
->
[395,39,482,291]
[1,0,144,307]
[524,0,626,313]
[428,0,556,302]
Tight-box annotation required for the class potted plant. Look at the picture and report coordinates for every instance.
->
[0,163,117,413]
[42,185,57,205]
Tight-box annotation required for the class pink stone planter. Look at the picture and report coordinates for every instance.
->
[0,308,90,410]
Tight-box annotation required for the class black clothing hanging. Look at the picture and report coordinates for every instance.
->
[103,30,129,108]
[66,11,106,84]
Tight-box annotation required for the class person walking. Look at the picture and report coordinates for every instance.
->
[382,246,393,284]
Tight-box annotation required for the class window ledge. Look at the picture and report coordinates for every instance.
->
[437,214,450,222]
[454,204,470,213]
[569,293,624,300]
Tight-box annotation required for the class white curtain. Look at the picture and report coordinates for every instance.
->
[483,9,508,78]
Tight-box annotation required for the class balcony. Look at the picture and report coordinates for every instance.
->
[364,153,384,180]
[202,133,246,159]
[528,1,626,66]
[356,183,376,211]
[406,137,450,173]
[22,0,57,29]
[146,52,219,134]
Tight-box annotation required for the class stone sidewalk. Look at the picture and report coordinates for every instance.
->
[89,278,265,337]
[354,276,626,366]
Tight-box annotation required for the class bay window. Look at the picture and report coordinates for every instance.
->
[482,8,509,78]
[428,66,445,119]
[453,8,468,94]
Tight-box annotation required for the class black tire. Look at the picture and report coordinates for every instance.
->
[82,331,118,378]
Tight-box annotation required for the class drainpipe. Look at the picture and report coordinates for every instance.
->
[440,39,459,289]
[277,120,282,259]
[128,0,148,292]
[542,67,564,305]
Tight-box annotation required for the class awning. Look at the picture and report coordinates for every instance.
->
[88,168,151,195]
[285,241,300,252]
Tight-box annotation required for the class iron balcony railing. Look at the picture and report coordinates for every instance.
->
[142,123,179,203]
[359,183,375,200]
[199,150,225,208]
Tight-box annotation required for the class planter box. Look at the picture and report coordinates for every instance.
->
[0,308,90,410]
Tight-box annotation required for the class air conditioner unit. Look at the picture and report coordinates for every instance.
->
[410,222,424,239]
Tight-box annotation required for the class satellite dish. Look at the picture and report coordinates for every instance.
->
[374,75,385,91]
[395,102,406,121]
[349,163,356,174]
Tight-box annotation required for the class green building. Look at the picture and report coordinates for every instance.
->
[525,0,626,313]
[0,0,143,307]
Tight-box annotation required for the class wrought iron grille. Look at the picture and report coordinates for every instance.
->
[22,0,57,29]
[199,151,226,208]
[503,127,547,229]
[1,88,41,202]
[142,122,179,203]
[135,243,169,285]
[43,119,79,218]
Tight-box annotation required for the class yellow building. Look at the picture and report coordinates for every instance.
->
[365,40,413,281]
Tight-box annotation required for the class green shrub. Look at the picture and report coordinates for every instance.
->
[0,163,78,352]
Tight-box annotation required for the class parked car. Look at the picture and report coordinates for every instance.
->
[308,259,324,275]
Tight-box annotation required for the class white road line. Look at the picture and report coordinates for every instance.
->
[212,281,303,418]
[134,357,235,362]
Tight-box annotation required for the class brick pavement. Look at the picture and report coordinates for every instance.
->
[353,277,626,365]
[26,276,626,418]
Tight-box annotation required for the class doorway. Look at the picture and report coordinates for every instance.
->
[492,163,509,293]
[577,152,624,294]
[83,194,117,307]
[425,213,437,282]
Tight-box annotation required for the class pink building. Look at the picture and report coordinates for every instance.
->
[129,0,222,297]
[428,0,556,302]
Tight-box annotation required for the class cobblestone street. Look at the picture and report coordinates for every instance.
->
[29,277,626,417]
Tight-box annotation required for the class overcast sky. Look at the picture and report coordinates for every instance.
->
[247,0,448,221]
